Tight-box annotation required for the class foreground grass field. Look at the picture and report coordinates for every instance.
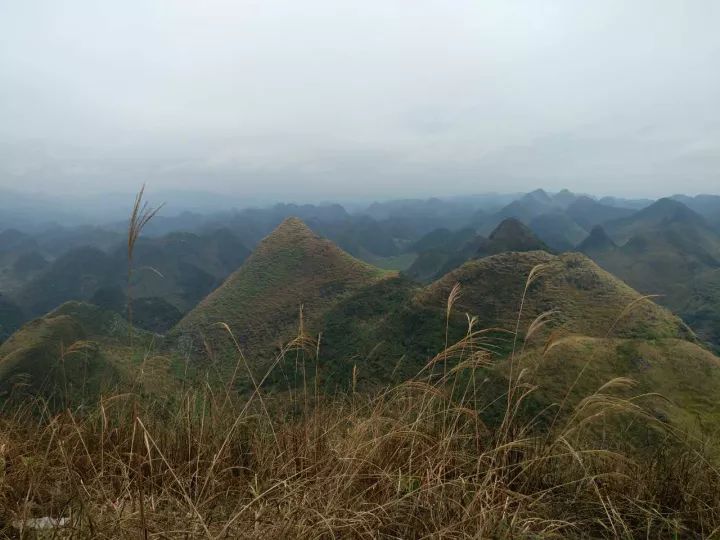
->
[1,318,720,539]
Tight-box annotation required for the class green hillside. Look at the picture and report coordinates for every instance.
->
[0,301,176,404]
[0,308,115,402]
[173,217,390,366]
[420,251,690,340]
[510,336,720,436]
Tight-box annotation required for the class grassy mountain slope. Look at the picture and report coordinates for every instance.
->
[318,250,694,395]
[0,308,115,402]
[174,217,390,364]
[512,336,720,435]
[0,301,176,403]
[420,251,689,340]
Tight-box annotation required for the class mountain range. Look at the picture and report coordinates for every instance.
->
[3,211,719,444]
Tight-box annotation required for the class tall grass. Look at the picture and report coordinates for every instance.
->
[126,184,163,346]
[1,311,719,538]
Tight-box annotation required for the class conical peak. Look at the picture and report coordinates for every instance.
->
[490,218,534,240]
[579,225,616,251]
[263,217,319,245]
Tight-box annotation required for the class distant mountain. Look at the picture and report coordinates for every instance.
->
[551,189,579,208]
[566,196,635,230]
[528,213,587,251]
[583,225,720,309]
[16,246,122,318]
[13,229,251,331]
[11,251,49,274]
[407,219,550,282]
[604,198,713,245]
[0,294,23,343]
[487,189,560,227]
[577,225,617,254]
[32,225,124,257]
[410,227,477,253]
[671,194,720,231]
[476,218,549,257]
[598,196,654,210]
[173,217,389,365]
[580,200,720,349]
[404,228,478,282]
[0,229,38,253]
[122,228,251,311]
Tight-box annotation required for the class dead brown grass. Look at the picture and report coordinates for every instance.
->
[1,321,719,539]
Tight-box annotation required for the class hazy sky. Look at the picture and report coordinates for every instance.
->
[1,0,719,200]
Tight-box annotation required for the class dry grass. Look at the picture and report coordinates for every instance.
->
[1,321,720,539]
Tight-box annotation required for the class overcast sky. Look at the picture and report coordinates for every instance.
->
[1,0,719,200]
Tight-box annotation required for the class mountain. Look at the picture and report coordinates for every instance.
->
[12,229,251,332]
[419,251,689,340]
[0,301,179,402]
[551,188,580,208]
[121,228,251,312]
[476,218,549,257]
[321,251,696,404]
[405,228,478,282]
[0,294,23,343]
[0,229,38,253]
[577,225,617,254]
[407,219,550,283]
[580,201,720,348]
[11,251,48,274]
[512,336,720,436]
[528,213,587,251]
[16,246,123,318]
[481,189,562,233]
[598,196,654,210]
[173,217,389,365]
[0,303,118,401]
[681,268,720,352]
[672,194,720,231]
[582,228,720,307]
[566,196,635,230]
[604,198,715,245]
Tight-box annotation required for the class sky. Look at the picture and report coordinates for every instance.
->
[1,0,719,201]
